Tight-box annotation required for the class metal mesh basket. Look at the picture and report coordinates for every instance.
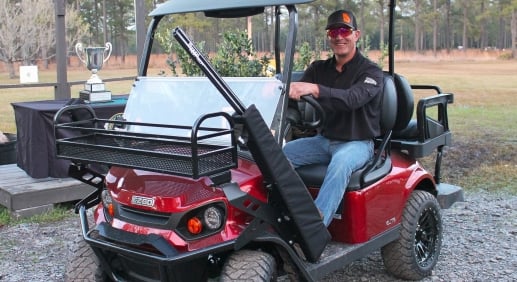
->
[54,106,237,179]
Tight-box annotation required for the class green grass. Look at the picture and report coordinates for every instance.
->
[0,203,75,227]
[461,164,517,194]
[397,60,517,195]
[449,105,516,140]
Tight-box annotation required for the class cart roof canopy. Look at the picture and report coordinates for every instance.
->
[149,0,314,17]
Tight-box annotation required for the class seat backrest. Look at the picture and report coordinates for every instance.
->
[380,74,397,134]
[392,74,414,131]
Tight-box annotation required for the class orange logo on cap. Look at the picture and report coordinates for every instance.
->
[342,13,351,24]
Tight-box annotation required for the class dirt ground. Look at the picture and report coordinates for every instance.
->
[422,134,517,189]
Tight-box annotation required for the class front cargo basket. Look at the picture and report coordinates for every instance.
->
[53,104,237,179]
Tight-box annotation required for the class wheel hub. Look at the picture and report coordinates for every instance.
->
[414,207,440,267]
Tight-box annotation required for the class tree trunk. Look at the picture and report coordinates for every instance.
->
[445,0,451,53]
[7,61,16,79]
[400,22,404,51]
[102,0,108,45]
[94,0,100,43]
[511,9,517,59]
[433,0,438,57]
[377,0,385,49]
[269,8,274,52]
[479,0,486,50]
[414,0,421,52]
[42,46,49,69]
[360,0,366,52]
[462,1,468,51]
[498,17,505,50]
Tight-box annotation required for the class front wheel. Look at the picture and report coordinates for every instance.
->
[64,235,109,282]
[381,190,443,280]
[220,249,277,281]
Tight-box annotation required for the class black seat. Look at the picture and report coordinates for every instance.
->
[390,74,453,157]
[389,74,454,183]
[294,74,398,190]
[391,74,415,133]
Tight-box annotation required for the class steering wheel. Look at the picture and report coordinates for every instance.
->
[299,95,325,129]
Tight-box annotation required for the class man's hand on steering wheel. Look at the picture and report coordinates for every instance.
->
[299,95,325,129]
[288,82,326,129]
[288,82,320,100]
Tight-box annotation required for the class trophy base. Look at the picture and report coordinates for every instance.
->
[85,82,105,92]
[80,90,112,103]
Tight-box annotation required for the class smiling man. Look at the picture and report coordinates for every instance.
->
[285,9,384,226]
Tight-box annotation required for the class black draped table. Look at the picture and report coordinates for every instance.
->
[12,96,127,178]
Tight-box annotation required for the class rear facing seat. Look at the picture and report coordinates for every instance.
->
[390,74,453,158]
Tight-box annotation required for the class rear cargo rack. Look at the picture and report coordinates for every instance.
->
[54,105,237,179]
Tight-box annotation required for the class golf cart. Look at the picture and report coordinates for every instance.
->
[54,0,463,281]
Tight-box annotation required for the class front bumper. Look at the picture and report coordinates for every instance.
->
[78,205,235,281]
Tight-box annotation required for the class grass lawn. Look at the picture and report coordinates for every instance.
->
[395,60,517,194]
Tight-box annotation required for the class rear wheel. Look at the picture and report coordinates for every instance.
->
[381,190,443,280]
[64,235,109,282]
[220,249,277,281]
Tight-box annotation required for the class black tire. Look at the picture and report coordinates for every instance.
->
[381,190,443,280]
[220,250,277,282]
[64,235,109,282]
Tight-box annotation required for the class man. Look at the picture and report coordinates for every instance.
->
[284,9,384,226]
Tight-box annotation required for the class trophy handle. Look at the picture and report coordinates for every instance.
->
[75,43,87,65]
[104,43,112,63]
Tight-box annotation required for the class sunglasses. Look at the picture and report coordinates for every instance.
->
[326,27,354,39]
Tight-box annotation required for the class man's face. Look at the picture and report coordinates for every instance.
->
[327,27,360,58]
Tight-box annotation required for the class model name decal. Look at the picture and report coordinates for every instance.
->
[385,217,396,226]
[131,196,155,207]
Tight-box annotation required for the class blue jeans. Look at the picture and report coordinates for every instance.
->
[283,135,374,226]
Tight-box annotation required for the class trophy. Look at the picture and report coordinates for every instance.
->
[75,42,113,102]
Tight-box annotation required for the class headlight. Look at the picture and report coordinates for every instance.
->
[203,206,223,230]
[179,204,226,239]
[101,189,114,222]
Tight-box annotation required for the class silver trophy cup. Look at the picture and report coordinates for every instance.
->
[75,42,112,85]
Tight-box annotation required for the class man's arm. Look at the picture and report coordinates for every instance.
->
[317,70,383,111]
[288,66,383,111]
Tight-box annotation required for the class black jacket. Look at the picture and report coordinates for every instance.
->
[300,50,383,141]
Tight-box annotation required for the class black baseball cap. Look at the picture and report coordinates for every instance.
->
[325,9,358,30]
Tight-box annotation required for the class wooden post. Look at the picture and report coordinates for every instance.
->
[54,0,70,99]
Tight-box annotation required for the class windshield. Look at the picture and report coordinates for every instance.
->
[123,76,283,138]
